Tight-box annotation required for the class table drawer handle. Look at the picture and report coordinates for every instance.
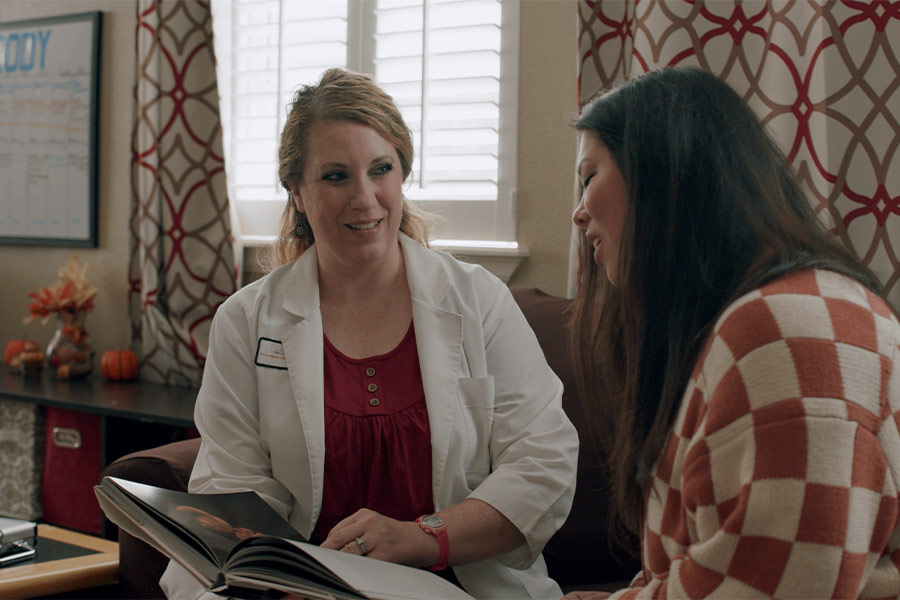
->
[52,427,82,449]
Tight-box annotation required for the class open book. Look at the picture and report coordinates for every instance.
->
[94,477,472,600]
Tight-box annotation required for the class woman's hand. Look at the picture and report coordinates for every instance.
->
[321,499,524,568]
[320,508,438,568]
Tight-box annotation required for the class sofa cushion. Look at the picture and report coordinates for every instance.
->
[103,437,199,492]
[101,438,201,598]
[511,288,639,587]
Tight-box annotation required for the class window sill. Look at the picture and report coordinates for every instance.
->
[430,239,529,283]
[240,236,529,283]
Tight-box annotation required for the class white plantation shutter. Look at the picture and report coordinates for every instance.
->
[372,0,500,198]
[213,0,518,243]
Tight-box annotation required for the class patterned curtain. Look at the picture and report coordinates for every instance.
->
[573,0,900,306]
[130,0,238,387]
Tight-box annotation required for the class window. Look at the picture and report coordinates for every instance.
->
[212,0,520,246]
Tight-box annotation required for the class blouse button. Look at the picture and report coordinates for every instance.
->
[367,383,378,393]
[369,398,380,407]
[365,367,376,377]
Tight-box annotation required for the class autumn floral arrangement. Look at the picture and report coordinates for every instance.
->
[20,254,98,379]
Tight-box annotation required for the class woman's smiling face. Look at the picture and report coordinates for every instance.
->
[572,132,629,287]
[289,120,405,273]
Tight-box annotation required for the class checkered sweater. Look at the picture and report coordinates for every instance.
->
[612,269,900,599]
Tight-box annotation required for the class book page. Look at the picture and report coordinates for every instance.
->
[294,542,473,600]
[95,485,218,587]
[106,477,304,566]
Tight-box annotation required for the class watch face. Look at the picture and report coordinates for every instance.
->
[421,514,444,528]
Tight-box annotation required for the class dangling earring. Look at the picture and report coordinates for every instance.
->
[295,211,309,238]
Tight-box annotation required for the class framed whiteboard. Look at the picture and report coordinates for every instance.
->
[0,11,101,247]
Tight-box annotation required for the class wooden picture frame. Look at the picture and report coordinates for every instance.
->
[0,11,102,247]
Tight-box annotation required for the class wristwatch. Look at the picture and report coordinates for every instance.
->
[416,514,449,571]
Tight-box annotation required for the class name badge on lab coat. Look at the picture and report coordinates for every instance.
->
[255,338,287,370]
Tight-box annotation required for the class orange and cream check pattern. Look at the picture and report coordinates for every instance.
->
[613,270,900,599]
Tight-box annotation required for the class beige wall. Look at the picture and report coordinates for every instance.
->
[0,0,136,358]
[0,0,577,361]
[508,0,579,297]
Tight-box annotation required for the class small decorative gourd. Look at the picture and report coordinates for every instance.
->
[100,349,139,381]
[4,339,34,364]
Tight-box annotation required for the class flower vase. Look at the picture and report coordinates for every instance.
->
[46,311,94,380]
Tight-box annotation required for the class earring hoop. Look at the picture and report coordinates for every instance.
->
[295,211,308,238]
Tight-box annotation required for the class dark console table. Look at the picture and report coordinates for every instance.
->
[0,371,198,538]
[0,370,196,429]
[0,369,198,466]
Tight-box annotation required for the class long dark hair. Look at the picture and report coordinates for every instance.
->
[570,67,884,549]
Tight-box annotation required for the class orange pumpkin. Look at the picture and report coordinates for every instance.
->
[5,339,36,364]
[101,349,139,381]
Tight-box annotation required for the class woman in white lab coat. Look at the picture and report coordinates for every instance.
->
[160,68,578,600]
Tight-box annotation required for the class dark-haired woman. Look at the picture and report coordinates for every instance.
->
[567,67,900,598]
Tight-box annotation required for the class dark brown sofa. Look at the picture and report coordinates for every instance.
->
[100,288,638,598]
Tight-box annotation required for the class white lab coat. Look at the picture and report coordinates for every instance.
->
[161,234,578,599]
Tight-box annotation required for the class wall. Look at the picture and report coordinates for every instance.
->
[0,0,136,358]
[0,0,578,363]
[508,0,579,297]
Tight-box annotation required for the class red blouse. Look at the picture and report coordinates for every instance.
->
[311,323,434,543]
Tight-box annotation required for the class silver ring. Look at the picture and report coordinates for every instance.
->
[355,537,367,554]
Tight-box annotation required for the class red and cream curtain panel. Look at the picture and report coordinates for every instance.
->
[130,0,238,386]
[574,0,900,306]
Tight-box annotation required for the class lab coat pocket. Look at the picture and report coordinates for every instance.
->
[457,376,494,488]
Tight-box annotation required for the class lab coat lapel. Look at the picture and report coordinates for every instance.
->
[402,236,462,507]
[280,246,325,536]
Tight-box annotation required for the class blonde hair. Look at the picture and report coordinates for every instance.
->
[267,68,430,269]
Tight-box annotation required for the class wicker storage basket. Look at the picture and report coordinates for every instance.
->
[0,399,44,520]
